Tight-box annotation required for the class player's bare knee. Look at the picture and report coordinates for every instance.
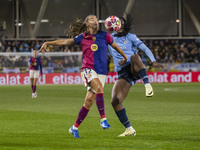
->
[85,98,94,108]
[94,84,103,93]
[111,96,121,108]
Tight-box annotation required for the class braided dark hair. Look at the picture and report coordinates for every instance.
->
[114,13,133,37]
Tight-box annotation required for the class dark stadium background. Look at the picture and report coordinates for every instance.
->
[0,0,200,75]
[1,0,200,38]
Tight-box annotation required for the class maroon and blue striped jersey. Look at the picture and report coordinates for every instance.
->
[29,57,43,74]
[74,30,113,75]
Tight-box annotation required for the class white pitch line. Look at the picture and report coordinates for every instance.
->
[164,88,200,92]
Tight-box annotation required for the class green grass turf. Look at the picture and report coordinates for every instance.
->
[0,83,200,150]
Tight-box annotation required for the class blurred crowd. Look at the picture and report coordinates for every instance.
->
[0,40,82,73]
[141,39,200,64]
[0,39,200,73]
[0,40,82,52]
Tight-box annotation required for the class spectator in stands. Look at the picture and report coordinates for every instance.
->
[1,37,200,72]
[18,44,24,52]
[24,42,29,52]
[0,41,4,52]
[35,41,41,50]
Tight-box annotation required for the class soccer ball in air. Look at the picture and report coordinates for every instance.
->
[104,16,121,31]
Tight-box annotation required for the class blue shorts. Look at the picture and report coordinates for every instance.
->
[117,64,141,87]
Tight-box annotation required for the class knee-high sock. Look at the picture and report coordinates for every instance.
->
[116,108,131,128]
[33,85,36,93]
[138,68,149,84]
[74,106,89,128]
[96,93,106,119]
[31,85,33,92]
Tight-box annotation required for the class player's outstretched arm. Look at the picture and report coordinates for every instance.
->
[38,38,75,54]
[111,41,128,66]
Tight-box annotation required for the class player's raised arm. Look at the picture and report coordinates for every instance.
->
[111,41,128,66]
[38,38,75,54]
[137,43,166,70]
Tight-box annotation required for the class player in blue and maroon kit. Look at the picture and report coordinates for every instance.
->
[29,50,43,98]
[38,15,128,138]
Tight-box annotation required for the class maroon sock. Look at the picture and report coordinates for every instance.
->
[33,85,36,93]
[96,93,106,119]
[74,106,89,128]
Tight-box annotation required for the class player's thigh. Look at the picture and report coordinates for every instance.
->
[29,70,34,78]
[81,69,106,93]
[89,78,103,93]
[33,78,38,84]
[112,78,131,104]
[90,74,106,93]
[33,71,39,84]
[81,69,99,93]
[29,70,34,84]
[33,70,40,78]
[97,74,106,88]
[131,54,145,73]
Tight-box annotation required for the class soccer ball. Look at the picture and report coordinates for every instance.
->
[104,16,121,31]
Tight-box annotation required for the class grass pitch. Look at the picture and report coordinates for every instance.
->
[0,83,200,150]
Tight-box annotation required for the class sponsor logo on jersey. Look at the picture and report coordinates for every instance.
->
[92,37,96,41]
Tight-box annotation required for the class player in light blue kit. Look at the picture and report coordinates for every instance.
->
[108,14,165,136]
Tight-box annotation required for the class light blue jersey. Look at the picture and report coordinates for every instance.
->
[108,33,156,72]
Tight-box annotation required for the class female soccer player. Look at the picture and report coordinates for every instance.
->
[108,14,165,137]
[38,15,128,138]
[29,50,43,98]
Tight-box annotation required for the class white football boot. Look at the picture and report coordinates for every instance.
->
[145,83,154,97]
[118,127,136,137]
[32,92,37,98]
[34,92,37,98]
[32,93,35,98]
